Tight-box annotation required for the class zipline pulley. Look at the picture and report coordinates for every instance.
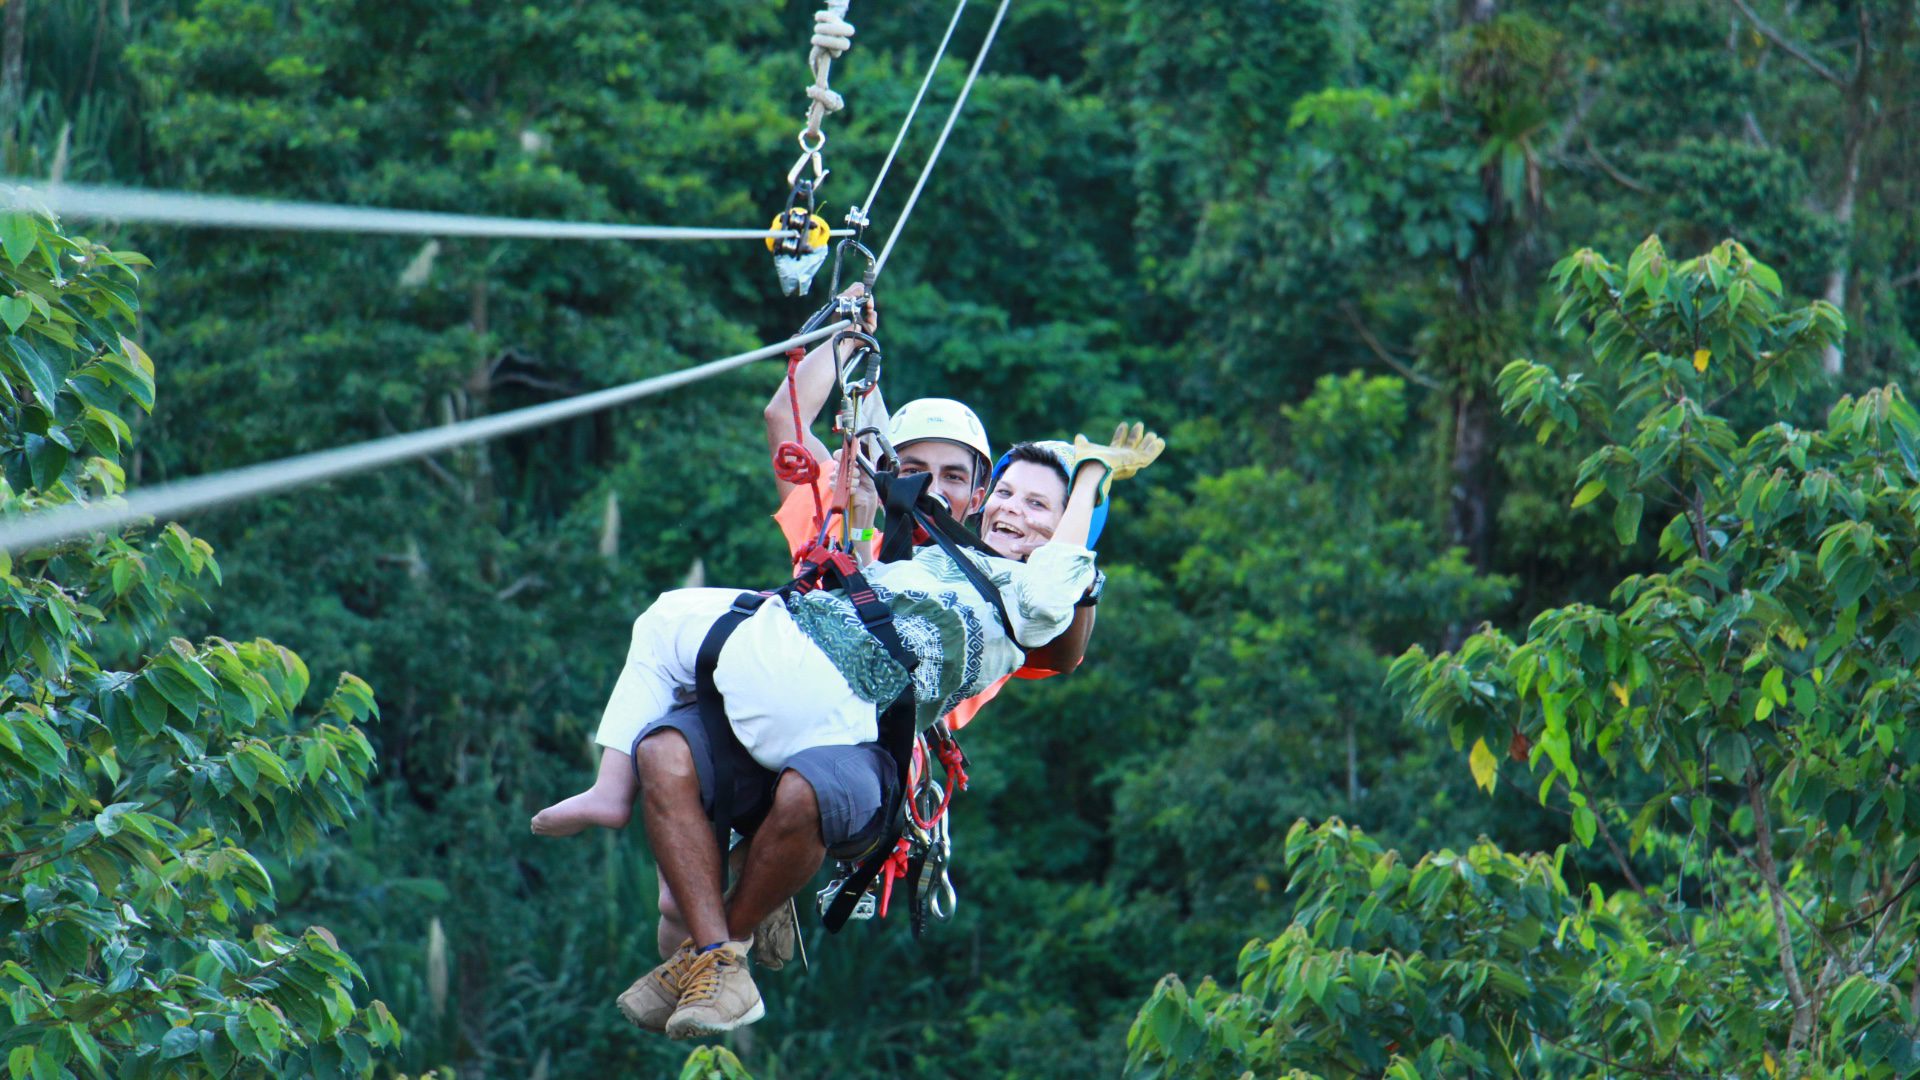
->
[767,178,834,296]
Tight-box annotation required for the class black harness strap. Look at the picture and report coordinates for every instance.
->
[872,470,1037,651]
[692,591,769,891]
[825,472,1037,933]
[822,689,916,932]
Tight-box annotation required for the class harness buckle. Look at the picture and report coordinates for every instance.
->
[729,592,769,616]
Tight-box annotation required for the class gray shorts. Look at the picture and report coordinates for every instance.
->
[636,702,897,859]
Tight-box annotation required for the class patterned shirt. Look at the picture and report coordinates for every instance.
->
[784,542,1097,730]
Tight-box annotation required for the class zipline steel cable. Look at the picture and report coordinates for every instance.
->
[0,323,852,554]
[0,0,1018,555]
[5,182,855,242]
[846,0,970,231]
[872,0,1011,278]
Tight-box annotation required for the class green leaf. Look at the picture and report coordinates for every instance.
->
[1570,479,1605,509]
[23,434,69,490]
[1302,956,1330,1004]
[0,212,34,265]
[1613,493,1644,546]
[1572,805,1596,847]
[66,1023,101,1075]
[207,939,251,973]
[9,338,65,411]
[159,1027,199,1060]
[93,802,141,838]
[0,295,28,334]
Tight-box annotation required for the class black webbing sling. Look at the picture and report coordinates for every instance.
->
[692,591,769,891]
[695,557,921,892]
[822,472,1039,931]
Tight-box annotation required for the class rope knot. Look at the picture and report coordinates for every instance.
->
[810,9,855,58]
[805,85,846,113]
[773,442,821,485]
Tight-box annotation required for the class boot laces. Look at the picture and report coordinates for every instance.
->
[680,948,735,1004]
[654,945,697,992]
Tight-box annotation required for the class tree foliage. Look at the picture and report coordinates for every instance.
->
[10,1,1920,1077]
[0,206,399,1078]
[1128,238,1920,1078]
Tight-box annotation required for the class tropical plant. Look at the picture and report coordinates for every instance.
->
[0,203,401,1078]
[1128,237,1920,1077]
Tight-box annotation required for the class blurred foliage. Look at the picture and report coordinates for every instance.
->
[6,0,1920,1077]
[0,207,403,1077]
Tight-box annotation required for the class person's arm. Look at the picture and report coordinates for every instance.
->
[1042,422,1165,552]
[1023,604,1095,673]
[762,284,876,502]
[1046,467,1103,549]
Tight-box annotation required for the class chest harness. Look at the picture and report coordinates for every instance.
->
[696,263,1027,938]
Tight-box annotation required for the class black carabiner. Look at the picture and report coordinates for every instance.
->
[826,238,878,299]
[831,329,883,398]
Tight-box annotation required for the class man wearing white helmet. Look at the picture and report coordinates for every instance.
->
[876,396,993,518]
[763,292,992,528]
[541,285,1095,1030]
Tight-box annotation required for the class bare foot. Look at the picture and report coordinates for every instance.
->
[530,790,633,836]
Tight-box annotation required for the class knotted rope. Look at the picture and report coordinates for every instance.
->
[789,2,855,185]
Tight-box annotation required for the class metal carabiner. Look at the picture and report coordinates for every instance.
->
[831,329,882,399]
[926,818,957,920]
[928,867,957,920]
[825,237,878,298]
[851,424,898,475]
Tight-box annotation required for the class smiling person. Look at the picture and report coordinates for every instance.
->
[765,284,992,540]
[532,422,1162,1039]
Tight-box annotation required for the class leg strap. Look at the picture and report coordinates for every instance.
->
[822,690,917,932]
[695,591,768,892]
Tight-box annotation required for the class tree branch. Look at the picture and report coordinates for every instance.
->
[1527,1025,1708,1078]
[1593,804,1648,895]
[1747,768,1815,1057]
[1726,0,1846,86]
[1339,302,1442,389]
[1582,134,1653,194]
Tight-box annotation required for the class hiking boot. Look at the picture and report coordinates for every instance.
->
[753,898,798,972]
[724,843,796,972]
[664,942,764,1039]
[616,940,698,1033]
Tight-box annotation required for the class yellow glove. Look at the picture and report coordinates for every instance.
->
[1070,422,1165,505]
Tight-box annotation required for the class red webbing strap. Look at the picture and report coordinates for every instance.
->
[772,347,826,533]
[907,736,969,831]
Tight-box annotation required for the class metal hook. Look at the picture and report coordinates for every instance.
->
[826,237,878,298]
[831,329,882,398]
[787,130,830,188]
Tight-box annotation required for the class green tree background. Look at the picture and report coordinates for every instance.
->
[6,0,1920,1077]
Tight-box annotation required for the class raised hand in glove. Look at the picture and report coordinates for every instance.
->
[1071,422,1165,505]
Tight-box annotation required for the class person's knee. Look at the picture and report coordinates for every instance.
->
[769,769,824,844]
[636,729,695,788]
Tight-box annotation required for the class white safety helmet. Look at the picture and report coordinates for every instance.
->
[887,398,992,475]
